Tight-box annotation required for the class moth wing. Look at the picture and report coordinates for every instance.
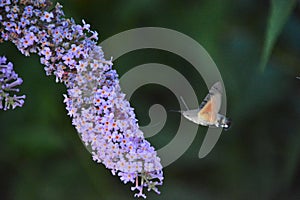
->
[199,82,222,109]
[198,82,222,123]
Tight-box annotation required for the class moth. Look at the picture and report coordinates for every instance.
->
[180,81,231,130]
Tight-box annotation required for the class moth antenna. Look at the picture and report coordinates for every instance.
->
[180,96,189,110]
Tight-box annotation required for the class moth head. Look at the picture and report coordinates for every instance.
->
[223,117,231,131]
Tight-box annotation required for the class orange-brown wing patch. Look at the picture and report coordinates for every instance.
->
[198,100,216,123]
[199,100,212,115]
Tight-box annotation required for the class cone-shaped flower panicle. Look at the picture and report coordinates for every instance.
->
[0,0,163,197]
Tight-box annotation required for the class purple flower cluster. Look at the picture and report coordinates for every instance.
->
[0,56,25,110]
[65,46,163,198]
[0,0,163,197]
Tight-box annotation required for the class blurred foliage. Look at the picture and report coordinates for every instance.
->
[1,0,300,200]
[260,0,297,71]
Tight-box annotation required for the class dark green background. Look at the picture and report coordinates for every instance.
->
[1,0,300,199]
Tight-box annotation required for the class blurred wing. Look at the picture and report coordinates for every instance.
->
[198,82,222,123]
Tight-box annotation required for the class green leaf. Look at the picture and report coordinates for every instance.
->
[259,0,297,72]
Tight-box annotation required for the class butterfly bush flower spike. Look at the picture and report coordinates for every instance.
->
[0,56,25,110]
[0,0,163,197]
